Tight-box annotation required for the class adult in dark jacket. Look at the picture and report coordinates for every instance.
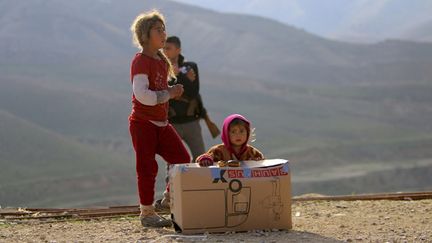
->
[154,36,220,210]
[164,36,219,160]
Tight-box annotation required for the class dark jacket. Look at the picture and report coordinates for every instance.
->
[168,54,207,124]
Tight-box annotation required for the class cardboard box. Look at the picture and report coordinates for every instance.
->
[169,159,291,234]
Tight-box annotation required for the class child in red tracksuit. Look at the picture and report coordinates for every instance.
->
[129,10,191,227]
[196,114,264,166]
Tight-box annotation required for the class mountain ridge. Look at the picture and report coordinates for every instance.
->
[1,0,431,206]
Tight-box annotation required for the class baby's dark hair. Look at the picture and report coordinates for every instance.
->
[229,118,249,131]
[229,118,257,143]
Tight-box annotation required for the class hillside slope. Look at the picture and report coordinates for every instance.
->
[0,110,136,207]
[2,0,432,83]
[0,0,431,206]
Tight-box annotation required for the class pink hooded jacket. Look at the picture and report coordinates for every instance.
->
[221,114,251,158]
[196,114,264,164]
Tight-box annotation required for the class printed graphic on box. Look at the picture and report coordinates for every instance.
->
[170,159,291,234]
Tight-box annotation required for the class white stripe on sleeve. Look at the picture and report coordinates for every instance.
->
[132,74,170,105]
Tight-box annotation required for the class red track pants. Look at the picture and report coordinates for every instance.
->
[129,120,191,205]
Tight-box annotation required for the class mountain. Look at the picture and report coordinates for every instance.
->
[0,109,138,207]
[172,0,432,43]
[330,0,432,42]
[401,19,432,43]
[1,0,432,206]
[3,0,432,84]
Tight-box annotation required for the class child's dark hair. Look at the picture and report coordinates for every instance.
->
[166,36,181,48]
[229,118,257,142]
[229,118,249,131]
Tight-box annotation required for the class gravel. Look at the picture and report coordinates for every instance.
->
[1,199,431,242]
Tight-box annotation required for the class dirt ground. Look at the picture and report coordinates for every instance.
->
[1,199,431,242]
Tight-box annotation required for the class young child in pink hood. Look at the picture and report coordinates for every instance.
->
[196,114,264,166]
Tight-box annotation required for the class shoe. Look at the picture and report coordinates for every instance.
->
[140,214,172,228]
[153,198,170,212]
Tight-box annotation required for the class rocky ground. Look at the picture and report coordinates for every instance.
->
[1,199,431,242]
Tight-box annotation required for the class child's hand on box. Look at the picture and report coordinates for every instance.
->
[196,154,214,167]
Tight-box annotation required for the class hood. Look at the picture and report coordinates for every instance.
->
[221,114,250,158]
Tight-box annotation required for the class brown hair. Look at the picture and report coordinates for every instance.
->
[130,10,175,79]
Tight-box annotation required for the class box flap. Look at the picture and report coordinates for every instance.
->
[240,159,288,168]
[171,159,288,173]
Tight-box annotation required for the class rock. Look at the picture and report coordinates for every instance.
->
[336,205,348,209]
